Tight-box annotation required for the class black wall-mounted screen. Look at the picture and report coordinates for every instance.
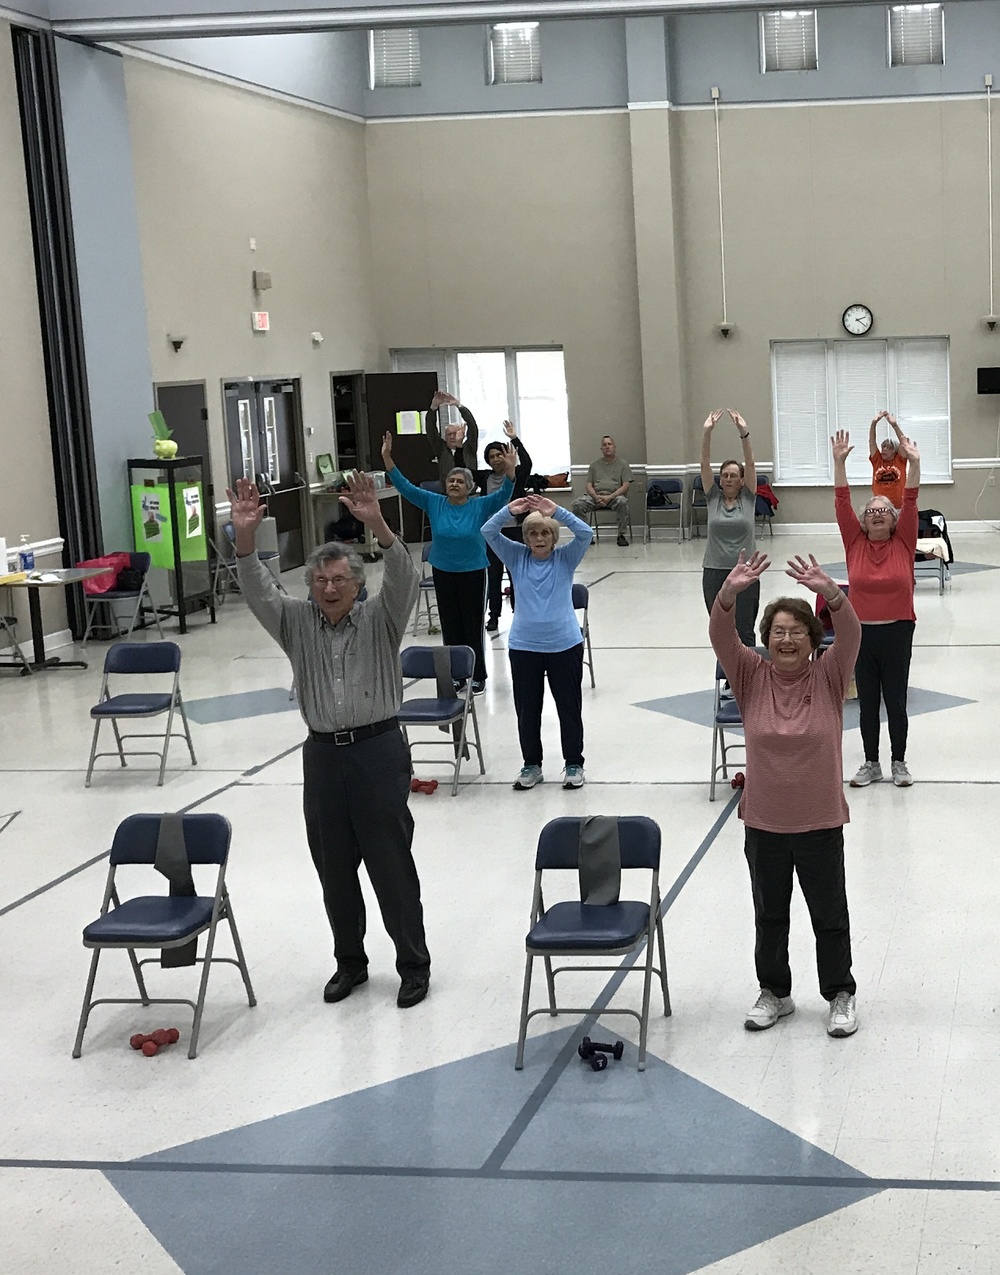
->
[978,367,1000,394]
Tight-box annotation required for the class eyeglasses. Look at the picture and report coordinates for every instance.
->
[864,506,893,518]
[314,574,356,589]
[770,628,808,641]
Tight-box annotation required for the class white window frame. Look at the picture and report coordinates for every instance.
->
[390,346,570,473]
[771,337,951,485]
[760,10,819,73]
[888,4,945,68]
[368,28,421,89]
[488,22,542,85]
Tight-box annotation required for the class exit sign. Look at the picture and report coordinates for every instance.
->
[251,311,270,332]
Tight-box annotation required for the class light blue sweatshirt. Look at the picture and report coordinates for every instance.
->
[390,465,512,572]
[482,505,592,652]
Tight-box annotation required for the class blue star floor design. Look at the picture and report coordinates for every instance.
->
[109,1035,878,1275]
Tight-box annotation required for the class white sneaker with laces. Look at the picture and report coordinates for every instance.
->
[891,760,913,787]
[513,765,543,791]
[562,765,585,789]
[744,989,795,1032]
[827,991,858,1037]
[850,761,882,787]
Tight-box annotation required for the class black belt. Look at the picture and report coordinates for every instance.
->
[309,717,398,746]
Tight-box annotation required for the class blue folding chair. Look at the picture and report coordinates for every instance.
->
[755,474,776,538]
[85,641,197,787]
[710,659,745,801]
[571,582,596,688]
[644,478,684,543]
[72,813,256,1059]
[397,645,484,795]
[418,480,443,543]
[689,475,714,539]
[515,815,670,1071]
[81,552,164,648]
[410,543,439,636]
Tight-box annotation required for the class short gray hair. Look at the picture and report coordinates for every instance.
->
[446,467,475,492]
[304,541,366,589]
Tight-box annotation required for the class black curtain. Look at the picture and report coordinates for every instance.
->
[11,26,102,635]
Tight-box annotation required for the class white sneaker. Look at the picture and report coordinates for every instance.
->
[827,991,858,1037]
[562,764,585,789]
[891,760,913,787]
[850,761,882,787]
[513,765,543,791]
[744,989,795,1032]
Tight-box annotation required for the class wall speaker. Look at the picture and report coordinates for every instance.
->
[977,367,1000,394]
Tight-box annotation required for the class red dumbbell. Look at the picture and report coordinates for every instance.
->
[732,772,746,789]
[141,1040,159,1057]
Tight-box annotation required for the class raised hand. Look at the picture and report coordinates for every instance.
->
[896,434,919,462]
[226,477,266,534]
[886,412,900,433]
[722,549,770,597]
[339,470,382,525]
[430,391,447,410]
[728,409,748,433]
[831,430,853,463]
[785,553,835,597]
[503,419,517,439]
[525,494,557,517]
[703,409,723,433]
[507,496,532,517]
[500,442,518,479]
[380,431,394,468]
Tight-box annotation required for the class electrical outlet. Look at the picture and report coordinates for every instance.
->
[249,237,256,251]
[987,74,994,88]
[990,474,996,486]
[710,86,720,100]
[308,452,314,464]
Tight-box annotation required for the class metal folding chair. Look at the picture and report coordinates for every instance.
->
[81,552,164,648]
[644,478,684,543]
[410,543,440,636]
[572,582,596,689]
[398,645,485,795]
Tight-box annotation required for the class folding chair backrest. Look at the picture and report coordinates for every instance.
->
[110,812,231,867]
[421,542,433,564]
[105,640,181,675]
[535,816,660,871]
[222,521,236,544]
[420,481,443,495]
[401,644,475,681]
[571,583,588,610]
[129,552,152,575]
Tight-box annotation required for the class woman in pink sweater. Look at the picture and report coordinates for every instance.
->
[710,549,862,1039]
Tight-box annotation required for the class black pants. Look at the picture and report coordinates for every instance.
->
[856,620,914,764]
[432,567,487,683]
[302,729,430,979]
[509,644,585,768]
[703,568,759,647]
[744,825,855,1002]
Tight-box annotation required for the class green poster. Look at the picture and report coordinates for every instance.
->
[131,484,174,568]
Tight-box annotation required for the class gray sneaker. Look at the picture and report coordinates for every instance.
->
[891,760,913,787]
[827,991,858,1037]
[850,761,883,787]
[513,765,543,791]
[562,764,585,789]
[744,989,795,1032]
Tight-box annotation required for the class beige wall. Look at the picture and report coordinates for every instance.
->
[124,58,380,508]
[364,112,646,468]
[0,21,63,644]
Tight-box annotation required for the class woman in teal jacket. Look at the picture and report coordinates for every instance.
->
[381,432,515,692]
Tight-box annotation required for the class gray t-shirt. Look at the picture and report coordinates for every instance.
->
[587,457,632,495]
[702,483,756,569]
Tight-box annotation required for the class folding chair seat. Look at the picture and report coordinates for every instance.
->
[644,478,684,543]
[515,815,670,1071]
[397,645,485,795]
[584,500,634,544]
[710,659,745,801]
[410,542,440,636]
[72,812,256,1059]
[81,552,164,648]
[571,582,596,688]
[85,641,197,787]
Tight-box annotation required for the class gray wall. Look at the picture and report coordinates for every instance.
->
[57,36,155,552]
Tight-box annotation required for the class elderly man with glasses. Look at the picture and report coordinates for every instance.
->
[229,471,431,1010]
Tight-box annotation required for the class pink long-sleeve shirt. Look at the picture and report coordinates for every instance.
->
[709,595,861,834]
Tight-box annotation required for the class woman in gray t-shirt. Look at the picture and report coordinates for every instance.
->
[701,409,759,646]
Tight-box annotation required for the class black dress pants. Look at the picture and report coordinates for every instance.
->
[743,825,855,1002]
[855,620,915,763]
[509,644,585,768]
[302,729,430,979]
[432,567,487,683]
[703,568,759,647]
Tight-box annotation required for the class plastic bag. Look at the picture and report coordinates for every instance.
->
[77,553,132,595]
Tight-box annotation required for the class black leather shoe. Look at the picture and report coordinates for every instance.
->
[323,968,368,1003]
[397,976,430,1008]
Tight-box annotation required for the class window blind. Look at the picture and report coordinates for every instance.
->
[889,4,944,68]
[489,23,541,85]
[761,10,818,73]
[773,342,829,482]
[369,28,421,89]
[835,340,889,484]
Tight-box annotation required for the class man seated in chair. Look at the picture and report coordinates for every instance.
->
[230,470,432,1010]
[572,435,633,547]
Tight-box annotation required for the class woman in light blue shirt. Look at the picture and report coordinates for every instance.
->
[382,432,514,691]
[482,495,592,790]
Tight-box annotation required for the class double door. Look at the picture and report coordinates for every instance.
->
[223,379,307,571]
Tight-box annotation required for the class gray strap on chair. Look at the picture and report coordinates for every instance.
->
[431,645,460,740]
[155,812,198,967]
[578,815,621,905]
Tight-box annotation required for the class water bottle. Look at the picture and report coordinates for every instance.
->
[17,535,34,572]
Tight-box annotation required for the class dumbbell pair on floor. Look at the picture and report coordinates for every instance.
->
[577,1035,625,1071]
[129,1027,180,1057]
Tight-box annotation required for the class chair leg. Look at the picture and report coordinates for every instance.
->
[127,946,152,1004]
[142,582,165,638]
[158,701,177,786]
[585,619,595,689]
[223,895,257,1008]
[450,699,472,796]
[543,955,557,1014]
[710,723,720,802]
[656,909,671,1018]
[637,924,657,1072]
[188,904,226,1059]
[72,949,102,1057]
[123,594,143,641]
[85,720,102,788]
[176,693,198,765]
[81,599,97,650]
[470,703,486,776]
[514,953,534,1070]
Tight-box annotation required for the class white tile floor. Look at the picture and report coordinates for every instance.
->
[1,525,999,1273]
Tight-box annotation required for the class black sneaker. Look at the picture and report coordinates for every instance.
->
[472,679,486,695]
[323,968,368,1003]
[397,976,430,1008]
[485,618,499,635]
[616,534,629,547]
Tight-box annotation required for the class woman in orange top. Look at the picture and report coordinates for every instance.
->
[868,410,907,508]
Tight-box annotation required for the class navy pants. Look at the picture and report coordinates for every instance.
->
[509,644,585,769]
